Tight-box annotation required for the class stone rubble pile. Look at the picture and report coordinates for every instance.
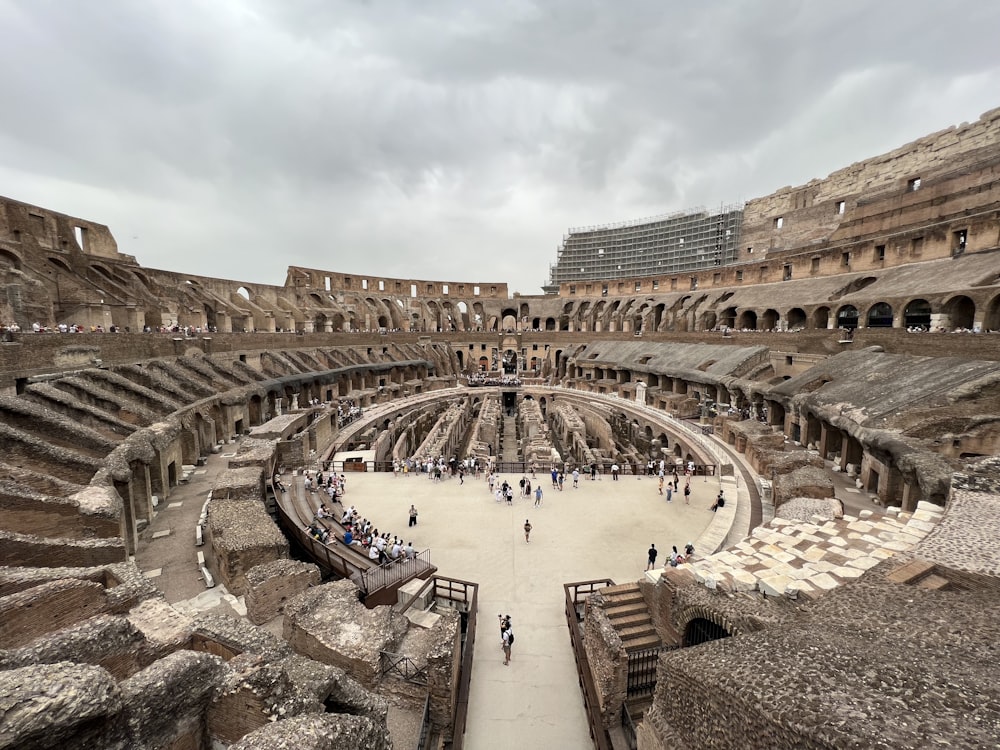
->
[680,501,944,599]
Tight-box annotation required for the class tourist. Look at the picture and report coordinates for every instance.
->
[646,543,658,571]
[611,463,620,481]
[572,468,580,488]
[501,622,513,666]
[523,519,532,543]
[534,485,543,507]
[409,504,418,527]
[710,491,725,512]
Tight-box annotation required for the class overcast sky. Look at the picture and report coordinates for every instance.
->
[1,1,999,295]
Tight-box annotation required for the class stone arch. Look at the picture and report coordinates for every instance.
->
[836,304,859,329]
[236,286,251,301]
[943,295,975,330]
[737,309,757,330]
[761,308,779,330]
[0,247,21,270]
[719,306,737,328]
[983,294,1000,332]
[684,617,731,646]
[701,310,717,330]
[903,298,932,329]
[812,306,830,329]
[786,307,806,330]
[866,301,893,328]
[48,256,73,273]
[545,317,556,331]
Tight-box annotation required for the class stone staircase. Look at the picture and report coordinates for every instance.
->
[501,415,519,462]
[599,581,662,720]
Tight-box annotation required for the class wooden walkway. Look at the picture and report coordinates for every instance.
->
[273,473,435,606]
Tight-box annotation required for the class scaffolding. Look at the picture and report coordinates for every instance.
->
[546,204,744,290]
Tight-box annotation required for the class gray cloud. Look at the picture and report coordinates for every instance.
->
[1,0,998,293]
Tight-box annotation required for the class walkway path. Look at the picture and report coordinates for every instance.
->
[338,468,716,749]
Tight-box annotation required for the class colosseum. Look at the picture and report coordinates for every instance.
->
[2,108,1000,750]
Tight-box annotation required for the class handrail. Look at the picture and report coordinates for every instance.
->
[564,580,614,750]
[362,549,432,594]
[446,576,478,750]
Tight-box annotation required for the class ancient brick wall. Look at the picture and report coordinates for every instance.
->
[244,559,320,626]
[0,579,108,648]
[0,530,126,568]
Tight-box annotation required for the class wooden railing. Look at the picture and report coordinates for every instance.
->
[564,579,615,750]
[438,576,478,750]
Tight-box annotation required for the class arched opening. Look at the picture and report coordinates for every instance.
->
[866,302,893,328]
[720,307,737,328]
[0,248,21,270]
[904,299,932,329]
[701,311,717,330]
[786,308,806,330]
[684,617,731,647]
[812,306,830,329]
[761,309,779,330]
[944,295,975,330]
[501,308,517,331]
[478,356,489,372]
[545,317,556,331]
[836,305,859,329]
[984,295,1000,332]
[737,310,757,330]
[236,286,251,301]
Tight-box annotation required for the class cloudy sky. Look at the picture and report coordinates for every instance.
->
[1,1,999,295]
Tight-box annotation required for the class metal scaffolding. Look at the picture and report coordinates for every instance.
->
[545,204,744,291]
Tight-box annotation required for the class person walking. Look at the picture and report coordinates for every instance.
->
[408,504,418,527]
[646,543,658,571]
[683,483,691,504]
[523,519,533,543]
[502,623,513,665]
[534,485,543,507]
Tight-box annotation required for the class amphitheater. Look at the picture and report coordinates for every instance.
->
[2,108,1000,750]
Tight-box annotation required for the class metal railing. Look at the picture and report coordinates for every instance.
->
[626,646,666,698]
[381,651,429,684]
[416,694,433,750]
[564,579,615,750]
[621,704,638,750]
[361,549,432,594]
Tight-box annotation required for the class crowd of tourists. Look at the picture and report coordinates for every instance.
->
[463,373,522,387]
[296,469,416,566]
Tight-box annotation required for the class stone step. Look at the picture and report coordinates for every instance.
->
[620,623,657,641]
[886,558,936,585]
[600,581,641,597]
[625,695,654,721]
[609,612,653,629]
[916,573,951,591]
[606,601,648,619]
[623,633,662,652]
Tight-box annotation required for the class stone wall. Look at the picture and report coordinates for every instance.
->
[207,497,289,596]
[244,559,321,626]
[581,594,625,730]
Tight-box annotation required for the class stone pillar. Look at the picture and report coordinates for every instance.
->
[635,381,647,406]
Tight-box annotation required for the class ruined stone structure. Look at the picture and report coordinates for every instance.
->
[2,108,1000,747]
